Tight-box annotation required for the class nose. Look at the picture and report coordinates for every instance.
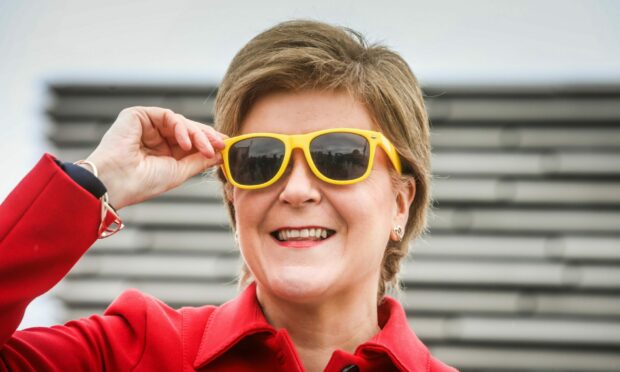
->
[278,150,322,206]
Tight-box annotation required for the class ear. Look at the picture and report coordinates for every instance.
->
[390,177,416,241]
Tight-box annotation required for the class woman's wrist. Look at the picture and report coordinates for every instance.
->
[82,154,126,210]
[64,161,107,198]
[73,157,125,238]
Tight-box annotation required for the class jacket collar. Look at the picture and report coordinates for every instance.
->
[359,295,430,371]
[194,282,430,372]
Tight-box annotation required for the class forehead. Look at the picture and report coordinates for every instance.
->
[240,90,377,135]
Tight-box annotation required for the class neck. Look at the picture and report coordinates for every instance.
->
[256,283,381,372]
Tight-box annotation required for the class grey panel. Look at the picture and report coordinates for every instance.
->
[432,152,620,176]
[431,127,620,149]
[431,208,620,233]
[442,98,620,121]
[430,346,620,371]
[413,235,620,261]
[46,84,620,372]
[50,95,215,118]
[433,178,620,205]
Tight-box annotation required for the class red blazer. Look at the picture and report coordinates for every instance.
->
[0,154,457,371]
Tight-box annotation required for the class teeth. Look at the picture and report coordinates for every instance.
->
[275,228,332,241]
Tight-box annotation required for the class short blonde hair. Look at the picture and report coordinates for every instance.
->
[214,19,432,301]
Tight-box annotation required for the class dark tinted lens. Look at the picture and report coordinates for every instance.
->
[310,133,369,180]
[228,137,285,185]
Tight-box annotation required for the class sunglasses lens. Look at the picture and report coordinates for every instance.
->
[228,137,286,185]
[310,133,370,181]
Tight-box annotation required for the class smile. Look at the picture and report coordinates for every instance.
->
[271,227,336,242]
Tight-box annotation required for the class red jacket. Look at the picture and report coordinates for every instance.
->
[0,154,457,371]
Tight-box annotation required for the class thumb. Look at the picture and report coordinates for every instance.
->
[176,152,222,182]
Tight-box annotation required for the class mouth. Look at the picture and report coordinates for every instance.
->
[270,226,336,242]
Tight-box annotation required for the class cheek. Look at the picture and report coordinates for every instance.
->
[335,176,395,252]
[231,190,273,276]
[350,176,395,222]
[232,190,271,234]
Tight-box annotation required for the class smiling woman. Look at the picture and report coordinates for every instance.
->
[0,20,455,372]
[228,91,409,306]
[216,20,433,302]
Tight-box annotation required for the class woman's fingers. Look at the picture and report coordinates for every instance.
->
[190,128,215,157]
[129,106,226,162]
[203,126,226,151]
[179,115,226,152]
[173,117,192,151]
[177,151,223,181]
[172,114,225,158]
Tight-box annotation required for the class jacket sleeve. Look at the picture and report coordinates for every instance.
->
[0,154,146,371]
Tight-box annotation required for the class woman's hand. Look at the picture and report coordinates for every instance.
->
[84,106,226,210]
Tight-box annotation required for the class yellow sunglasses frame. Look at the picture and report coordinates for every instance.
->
[221,128,402,190]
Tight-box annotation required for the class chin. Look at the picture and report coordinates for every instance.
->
[262,267,335,304]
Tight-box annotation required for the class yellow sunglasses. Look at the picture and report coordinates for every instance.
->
[221,128,402,190]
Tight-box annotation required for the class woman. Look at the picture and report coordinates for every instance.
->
[0,20,456,371]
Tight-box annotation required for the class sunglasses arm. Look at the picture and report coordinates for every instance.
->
[379,136,403,174]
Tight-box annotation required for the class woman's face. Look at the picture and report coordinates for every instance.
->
[230,90,410,304]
